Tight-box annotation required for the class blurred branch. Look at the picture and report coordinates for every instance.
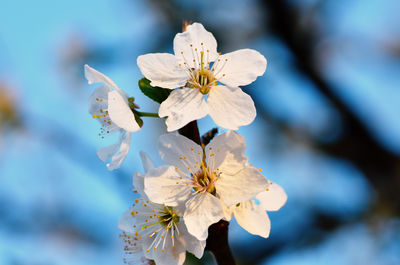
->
[259,0,400,212]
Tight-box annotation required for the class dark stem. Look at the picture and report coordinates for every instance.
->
[178,121,236,265]
[205,220,236,265]
[178,120,201,145]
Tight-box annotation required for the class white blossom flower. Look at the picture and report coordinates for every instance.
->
[137,23,267,131]
[85,64,140,170]
[222,182,287,238]
[143,131,270,240]
[119,152,205,265]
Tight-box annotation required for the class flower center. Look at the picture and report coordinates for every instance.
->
[179,43,228,95]
[188,68,217,94]
[129,199,181,254]
[193,162,217,194]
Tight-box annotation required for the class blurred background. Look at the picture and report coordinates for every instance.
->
[1,0,400,264]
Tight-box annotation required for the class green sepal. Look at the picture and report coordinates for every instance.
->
[138,78,171,104]
[133,111,144,128]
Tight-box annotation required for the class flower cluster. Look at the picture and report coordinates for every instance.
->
[85,22,286,265]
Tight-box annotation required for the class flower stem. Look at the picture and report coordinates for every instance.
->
[136,111,159,118]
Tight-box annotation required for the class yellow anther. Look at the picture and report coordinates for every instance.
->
[135,199,139,203]
[161,249,165,252]
[92,114,107,119]
[146,249,149,253]
[259,168,262,172]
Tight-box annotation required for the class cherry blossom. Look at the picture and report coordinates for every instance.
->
[119,152,205,265]
[137,23,267,131]
[143,131,270,240]
[85,65,140,170]
[223,182,287,238]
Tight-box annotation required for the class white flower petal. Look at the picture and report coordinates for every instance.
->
[183,193,224,240]
[159,88,208,132]
[97,141,120,162]
[106,131,131,171]
[144,166,191,206]
[174,23,218,69]
[220,200,233,221]
[177,222,206,259]
[132,171,146,197]
[216,49,267,87]
[139,151,155,172]
[256,182,287,211]
[158,133,203,175]
[216,166,269,206]
[118,210,136,233]
[205,131,247,176]
[84,64,127,97]
[233,200,271,238]
[143,236,186,265]
[108,90,140,132]
[137,53,187,89]
[133,152,155,197]
[207,85,256,130]
[88,85,110,115]
[144,243,186,265]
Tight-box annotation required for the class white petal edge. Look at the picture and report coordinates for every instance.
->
[144,166,191,206]
[139,151,155,172]
[216,166,269,207]
[256,182,287,211]
[205,130,248,176]
[108,90,140,133]
[184,193,224,240]
[177,222,206,259]
[207,85,256,130]
[216,49,267,87]
[173,23,218,69]
[159,87,208,132]
[118,209,136,233]
[84,64,127,97]
[233,200,271,238]
[106,131,131,171]
[158,133,203,176]
[137,53,187,89]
